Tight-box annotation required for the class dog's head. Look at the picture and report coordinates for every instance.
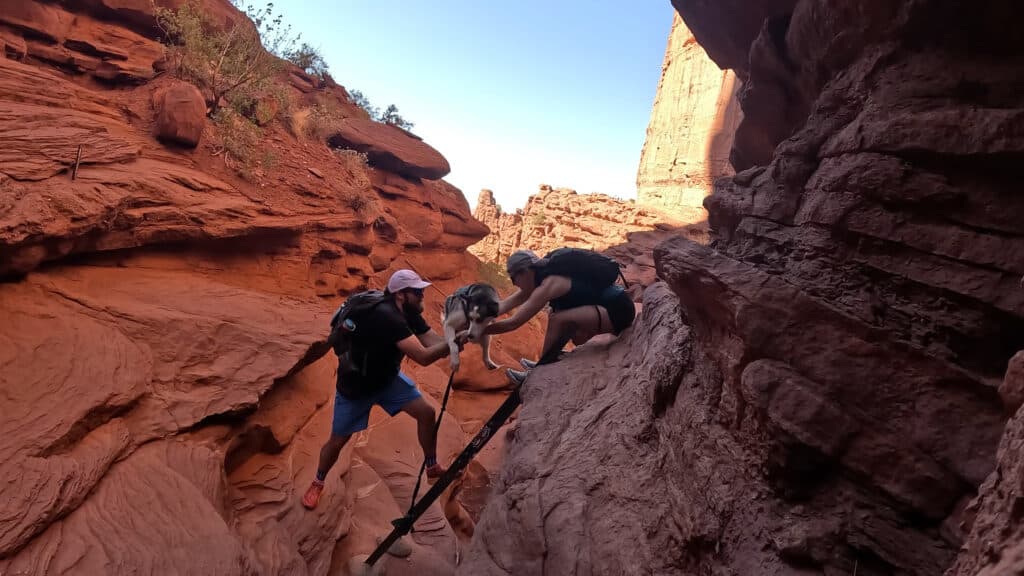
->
[462,283,500,341]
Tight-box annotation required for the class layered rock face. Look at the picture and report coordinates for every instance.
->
[950,352,1024,576]
[469,185,696,267]
[465,1,1024,575]
[635,13,742,220]
[0,2,540,574]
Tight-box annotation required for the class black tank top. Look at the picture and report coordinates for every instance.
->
[536,268,608,311]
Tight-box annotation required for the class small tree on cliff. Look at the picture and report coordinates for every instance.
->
[155,1,297,114]
[347,90,379,120]
[379,104,414,131]
[347,90,415,131]
[285,42,330,81]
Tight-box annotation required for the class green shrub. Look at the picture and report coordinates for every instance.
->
[348,89,415,131]
[212,108,263,179]
[285,42,329,80]
[155,1,296,114]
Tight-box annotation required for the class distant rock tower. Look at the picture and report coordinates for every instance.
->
[636,13,743,222]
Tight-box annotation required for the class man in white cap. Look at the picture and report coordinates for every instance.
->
[303,269,460,510]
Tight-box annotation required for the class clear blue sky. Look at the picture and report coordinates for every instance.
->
[274,1,675,211]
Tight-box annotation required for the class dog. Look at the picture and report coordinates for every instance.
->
[441,283,501,372]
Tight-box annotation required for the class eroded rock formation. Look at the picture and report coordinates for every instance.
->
[636,13,742,220]
[0,1,541,574]
[469,185,694,267]
[949,352,1024,576]
[464,1,1024,575]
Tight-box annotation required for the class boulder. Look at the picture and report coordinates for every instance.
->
[153,81,206,147]
[328,117,450,180]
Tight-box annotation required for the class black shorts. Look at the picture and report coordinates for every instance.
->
[601,285,636,335]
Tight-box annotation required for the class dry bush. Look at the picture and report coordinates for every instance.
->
[306,102,345,140]
[334,148,369,169]
[333,148,377,215]
[212,108,273,181]
[155,2,291,115]
[342,189,372,214]
[287,106,311,138]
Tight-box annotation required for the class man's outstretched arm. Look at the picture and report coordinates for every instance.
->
[416,329,445,348]
[397,335,451,366]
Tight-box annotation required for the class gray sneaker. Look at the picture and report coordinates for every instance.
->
[519,358,537,370]
[506,368,528,386]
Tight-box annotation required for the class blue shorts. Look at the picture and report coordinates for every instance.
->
[331,371,422,437]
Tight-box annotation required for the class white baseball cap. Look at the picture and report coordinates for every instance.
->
[387,269,431,293]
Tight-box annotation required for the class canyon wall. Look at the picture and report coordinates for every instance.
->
[463,1,1024,574]
[635,12,742,221]
[0,2,541,574]
[469,185,691,269]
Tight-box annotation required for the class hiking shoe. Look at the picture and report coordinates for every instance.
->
[302,479,324,510]
[519,358,537,370]
[506,368,528,386]
[426,462,447,479]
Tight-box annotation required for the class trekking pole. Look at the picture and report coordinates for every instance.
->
[356,384,524,573]
[405,370,456,530]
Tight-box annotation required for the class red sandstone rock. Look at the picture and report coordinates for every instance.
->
[636,13,742,216]
[947,351,1024,576]
[670,0,796,76]
[469,185,691,268]
[0,1,162,84]
[465,2,1024,575]
[328,118,450,180]
[153,81,206,147]
[0,1,519,573]
[1000,351,1024,413]
[0,266,328,558]
[0,28,27,60]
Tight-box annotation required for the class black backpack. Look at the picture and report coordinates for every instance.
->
[327,290,393,398]
[327,289,388,362]
[541,247,627,289]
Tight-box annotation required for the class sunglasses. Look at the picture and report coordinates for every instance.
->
[406,287,425,297]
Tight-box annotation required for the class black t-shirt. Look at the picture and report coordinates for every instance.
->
[339,299,430,397]
[535,267,601,311]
